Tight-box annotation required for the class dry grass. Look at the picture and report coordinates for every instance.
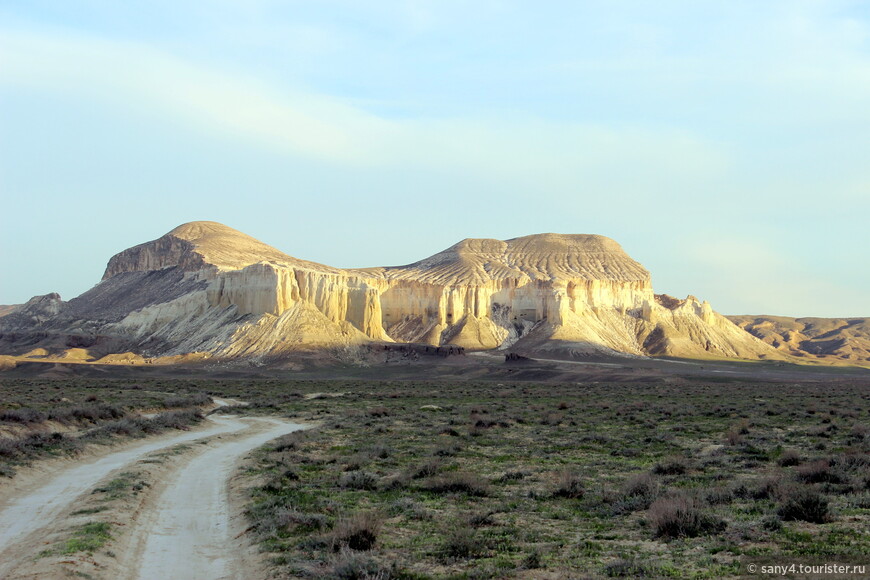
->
[331,512,383,551]
[230,377,870,577]
[647,493,725,538]
[7,375,869,577]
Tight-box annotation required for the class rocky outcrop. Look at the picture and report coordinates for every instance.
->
[729,315,870,364]
[0,305,20,319]
[0,221,796,362]
[103,221,335,279]
[1,293,64,326]
[637,295,781,359]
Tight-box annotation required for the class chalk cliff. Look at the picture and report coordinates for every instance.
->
[0,221,788,361]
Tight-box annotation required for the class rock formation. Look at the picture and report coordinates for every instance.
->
[0,221,809,362]
[0,305,20,318]
[729,315,870,365]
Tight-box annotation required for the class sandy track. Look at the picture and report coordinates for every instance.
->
[0,417,249,575]
[123,417,303,580]
[0,408,304,579]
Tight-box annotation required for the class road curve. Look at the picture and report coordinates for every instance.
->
[126,417,304,580]
[0,405,303,579]
[0,417,250,574]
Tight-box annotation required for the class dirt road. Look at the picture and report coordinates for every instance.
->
[0,408,305,579]
[125,417,300,580]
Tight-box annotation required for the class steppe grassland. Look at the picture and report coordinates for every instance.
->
[0,378,210,476]
[223,379,870,579]
[2,377,869,578]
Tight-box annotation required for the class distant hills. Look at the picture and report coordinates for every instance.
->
[729,315,870,365]
[0,221,866,367]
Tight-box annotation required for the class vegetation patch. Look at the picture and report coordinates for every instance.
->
[5,375,870,577]
[0,379,210,471]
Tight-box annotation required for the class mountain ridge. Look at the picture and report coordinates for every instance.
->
[1,221,865,367]
[729,315,870,365]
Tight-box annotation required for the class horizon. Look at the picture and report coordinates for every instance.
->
[1,1,868,318]
[3,217,867,319]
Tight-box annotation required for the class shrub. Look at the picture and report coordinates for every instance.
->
[152,409,203,429]
[725,427,744,446]
[20,431,80,454]
[61,521,112,554]
[342,454,370,472]
[652,456,688,475]
[271,433,301,452]
[553,470,585,499]
[497,469,528,483]
[751,475,783,500]
[0,437,21,458]
[410,459,443,479]
[380,472,410,491]
[522,549,543,569]
[329,548,391,580]
[332,512,382,551]
[440,526,482,560]
[367,444,392,459]
[761,515,782,531]
[621,473,659,505]
[432,442,462,457]
[81,418,149,439]
[48,403,125,424]
[833,451,870,472]
[776,485,831,523]
[463,511,495,527]
[541,412,564,426]
[0,408,46,424]
[777,449,802,467]
[849,423,869,442]
[421,472,488,496]
[705,486,735,505]
[795,460,846,484]
[647,493,725,539]
[274,509,327,531]
[162,393,212,408]
[604,558,659,577]
[339,471,378,491]
[80,410,201,440]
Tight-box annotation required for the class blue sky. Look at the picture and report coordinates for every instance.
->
[0,0,867,316]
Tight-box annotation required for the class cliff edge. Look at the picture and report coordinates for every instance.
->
[0,222,812,363]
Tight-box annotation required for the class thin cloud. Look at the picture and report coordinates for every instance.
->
[0,28,727,181]
[684,237,865,318]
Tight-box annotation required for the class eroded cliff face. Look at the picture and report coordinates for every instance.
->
[103,235,205,280]
[637,295,781,360]
[1,221,785,361]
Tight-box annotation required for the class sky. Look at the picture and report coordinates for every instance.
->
[0,0,868,317]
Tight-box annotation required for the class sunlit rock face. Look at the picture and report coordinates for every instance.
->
[728,315,870,364]
[351,234,658,354]
[0,222,783,360]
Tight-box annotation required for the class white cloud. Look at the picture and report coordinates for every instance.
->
[0,29,384,162]
[0,28,727,184]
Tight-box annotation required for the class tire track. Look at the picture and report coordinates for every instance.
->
[125,417,303,580]
[0,404,302,579]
